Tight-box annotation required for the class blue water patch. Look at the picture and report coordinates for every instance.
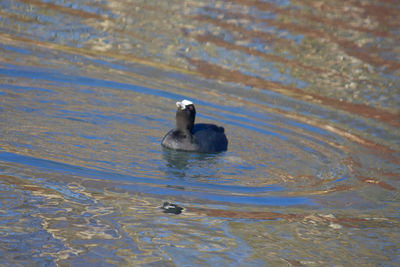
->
[0,63,289,123]
[0,151,277,193]
[0,44,32,55]
[0,64,186,102]
[90,58,130,72]
[285,120,329,136]
[332,177,348,183]
[120,183,311,206]
[0,63,281,125]
[214,46,307,88]
[0,151,312,206]
[79,134,109,141]
[53,108,155,128]
[0,84,55,94]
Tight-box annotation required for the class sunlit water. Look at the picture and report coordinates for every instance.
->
[0,0,399,266]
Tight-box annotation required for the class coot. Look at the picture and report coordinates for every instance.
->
[161,202,183,215]
[161,100,228,153]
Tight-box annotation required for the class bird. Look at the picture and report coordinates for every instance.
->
[160,202,183,214]
[161,100,228,153]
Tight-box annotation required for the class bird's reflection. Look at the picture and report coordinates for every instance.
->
[161,147,220,179]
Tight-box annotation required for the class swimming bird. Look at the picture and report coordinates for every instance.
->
[161,100,228,153]
[161,202,183,215]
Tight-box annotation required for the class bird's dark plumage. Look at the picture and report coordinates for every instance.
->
[161,202,183,214]
[161,100,228,153]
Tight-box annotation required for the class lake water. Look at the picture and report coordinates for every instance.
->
[0,0,399,266]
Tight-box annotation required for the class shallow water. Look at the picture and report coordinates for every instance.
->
[0,0,399,266]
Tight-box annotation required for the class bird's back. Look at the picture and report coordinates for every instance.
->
[161,123,228,153]
[192,123,228,153]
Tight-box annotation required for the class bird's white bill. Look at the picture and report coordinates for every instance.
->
[176,99,193,109]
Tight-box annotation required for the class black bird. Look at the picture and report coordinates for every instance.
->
[161,100,228,153]
[161,202,183,215]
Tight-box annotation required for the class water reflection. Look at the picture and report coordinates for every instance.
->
[162,147,221,178]
[163,147,218,169]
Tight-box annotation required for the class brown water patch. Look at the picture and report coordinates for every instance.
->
[194,33,326,74]
[187,57,400,128]
[287,185,355,196]
[376,172,400,180]
[344,157,397,190]
[284,259,305,267]
[192,15,293,47]
[264,19,400,72]
[293,174,354,191]
[0,9,48,24]
[187,207,304,221]
[201,3,400,72]
[16,0,108,20]
[322,125,400,165]
[330,0,400,28]
[225,0,394,37]
[356,175,396,191]
[0,32,197,76]
[186,206,387,229]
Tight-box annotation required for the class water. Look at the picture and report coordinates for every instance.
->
[0,0,399,265]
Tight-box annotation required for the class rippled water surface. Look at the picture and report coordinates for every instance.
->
[1,0,399,266]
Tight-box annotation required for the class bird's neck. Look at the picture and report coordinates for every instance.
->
[176,121,192,134]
